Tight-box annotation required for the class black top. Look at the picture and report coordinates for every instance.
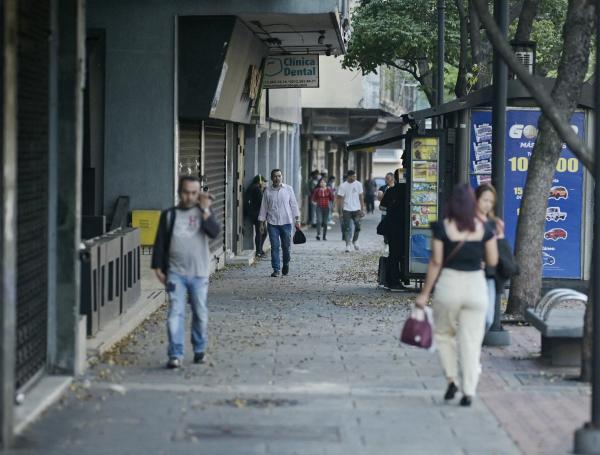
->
[379,183,406,223]
[431,220,494,271]
[245,183,264,222]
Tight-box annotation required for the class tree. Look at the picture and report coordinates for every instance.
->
[471,0,595,325]
[342,0,462,104]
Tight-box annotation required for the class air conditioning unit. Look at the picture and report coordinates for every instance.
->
[509,40,536,79]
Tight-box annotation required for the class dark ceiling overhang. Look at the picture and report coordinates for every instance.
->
[240,12,346,56]
[409,77,594,121]
[346,124,406,151]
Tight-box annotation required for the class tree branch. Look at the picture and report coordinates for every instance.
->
[514,0,540,42]
[472,0,593,171]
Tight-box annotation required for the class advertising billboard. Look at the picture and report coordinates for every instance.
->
[470,108,585,279]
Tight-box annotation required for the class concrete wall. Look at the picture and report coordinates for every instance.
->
[87,2,176,212]
[87,0,318,213]
[268,89,302,125]
[300,56,363,109]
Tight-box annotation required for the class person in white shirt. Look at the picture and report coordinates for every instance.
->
[335,170,365,252]
[258,169,301,277]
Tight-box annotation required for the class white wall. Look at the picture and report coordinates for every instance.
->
[301,56,363,108]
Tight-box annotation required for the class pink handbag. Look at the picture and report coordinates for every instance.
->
[400,308,433,349]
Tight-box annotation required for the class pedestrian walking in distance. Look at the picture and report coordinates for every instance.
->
[151,176,221,369]
[415,184,498,406]
[311,177,334,241]
[335,170,365,252]
[475,183,505,331]
[259,169,301,277]
[245,174,267,258]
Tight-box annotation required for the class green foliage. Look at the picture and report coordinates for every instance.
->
[510,0,567,76]
[342,0,461,80]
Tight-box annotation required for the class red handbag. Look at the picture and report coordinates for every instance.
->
[400,308,433,349]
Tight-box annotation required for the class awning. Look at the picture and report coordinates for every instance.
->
[346,124,406,151]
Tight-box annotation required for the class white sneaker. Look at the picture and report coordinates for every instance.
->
[345,243,351,253]
[353,242,360,251]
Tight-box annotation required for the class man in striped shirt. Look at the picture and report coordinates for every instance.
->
[258,169,301,277]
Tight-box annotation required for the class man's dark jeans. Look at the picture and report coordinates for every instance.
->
[267,223,292,272]
[386,233,403,286]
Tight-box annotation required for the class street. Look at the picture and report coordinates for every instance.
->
[5,215,589,454]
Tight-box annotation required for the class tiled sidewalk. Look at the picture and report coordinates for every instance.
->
[3,214,590,454]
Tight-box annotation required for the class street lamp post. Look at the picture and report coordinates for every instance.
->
[574,6,600,453]
[483,0,511,347]
[435,0,444,129]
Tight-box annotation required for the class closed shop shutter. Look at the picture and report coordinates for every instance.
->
[178,122,201,177]
[15,0,50,390]
[203,122,226,255]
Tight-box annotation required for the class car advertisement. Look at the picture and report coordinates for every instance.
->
[470,108,585,279]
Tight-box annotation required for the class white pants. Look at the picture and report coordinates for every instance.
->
[485,278,496,331]
[433,268,487,397]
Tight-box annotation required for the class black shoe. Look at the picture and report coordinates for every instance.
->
[460,396,472,407]
[316,235,320,241]
[166,358,181,369]
[271,270,280,277]
[282,265,289,276]
[444,382,458,400]
[323,236,327,241]
[193,352,205,364]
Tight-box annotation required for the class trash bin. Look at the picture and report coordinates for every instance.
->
[79,240,103,336]
[120,228,142,313]
[98,235,123,327]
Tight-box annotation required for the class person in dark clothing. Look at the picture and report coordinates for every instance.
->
[152,175,220,369]
[379,169,407,291]
[246,175,267,257]
[365,180,376,214]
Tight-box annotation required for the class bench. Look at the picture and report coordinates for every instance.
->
[524,288,587,367]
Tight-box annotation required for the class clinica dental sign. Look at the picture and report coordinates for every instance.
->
[263,55,319,88]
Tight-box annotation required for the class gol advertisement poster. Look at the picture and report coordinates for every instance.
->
[470,108,585,279]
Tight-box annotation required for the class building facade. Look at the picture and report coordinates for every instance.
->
[0,0,348,447]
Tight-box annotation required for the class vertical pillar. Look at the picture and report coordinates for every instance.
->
[242,126,256,251]
[0,0,18,447]
[269,129,278,172]
[574,5,600,452]
[257,130,267,180]
[484,0,510,347]
[244,125,257,186]
[49,0,85,373]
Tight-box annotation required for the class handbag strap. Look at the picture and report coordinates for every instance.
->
[443,240,466,268]
[434,240,465,285]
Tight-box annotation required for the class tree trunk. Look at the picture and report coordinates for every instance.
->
[514,0,540,42]
[506,0,595,316]
[416,59,435,106]
[455,0,470,97]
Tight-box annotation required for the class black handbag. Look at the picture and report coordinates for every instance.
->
[293,227,306,245]
[496,238,519,279]
[376,217,387,236]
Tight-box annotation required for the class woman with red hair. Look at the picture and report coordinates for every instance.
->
[415,184,498,406]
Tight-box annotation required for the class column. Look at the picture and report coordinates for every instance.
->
[49,0,85,374]
[0,0,18,447]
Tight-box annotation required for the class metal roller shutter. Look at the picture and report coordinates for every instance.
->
[203,122,226,255]
[15,0,50,390]
[178,122,201,177]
